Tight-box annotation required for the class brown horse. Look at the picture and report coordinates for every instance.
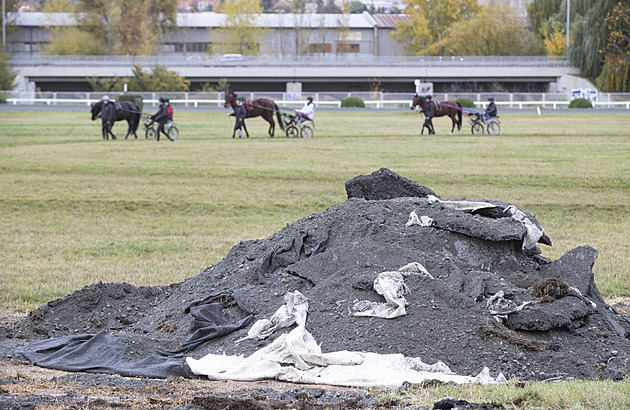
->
[411,94,462,135]
[224,90,284,137]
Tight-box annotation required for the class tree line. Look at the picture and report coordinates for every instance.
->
[1,0,629,92]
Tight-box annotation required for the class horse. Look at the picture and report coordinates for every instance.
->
[90,100,141,139]
[224,90,283,138]
[411,94,463,135]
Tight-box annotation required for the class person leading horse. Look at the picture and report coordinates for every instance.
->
[90,97,141,139]
[224,90,283,137]
[411,94,462,135]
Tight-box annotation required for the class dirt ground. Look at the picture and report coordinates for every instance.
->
[0,360,378,409]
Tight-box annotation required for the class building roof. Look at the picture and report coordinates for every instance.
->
[10,11,409,29]
[367,14,409,28]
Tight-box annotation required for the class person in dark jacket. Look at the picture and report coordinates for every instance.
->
[422,95,436,135]
[101,95,117,140]
[150,97,173,141]
[233,97,247,138]
[484,97,498,118]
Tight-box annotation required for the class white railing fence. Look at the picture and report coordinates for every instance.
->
[1,91,629,110]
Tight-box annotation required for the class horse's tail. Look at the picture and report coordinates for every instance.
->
[456,102,463,127]
[274,103,284,130]
[132,104,141,132]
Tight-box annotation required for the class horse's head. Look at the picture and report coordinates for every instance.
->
[90,101,101,121]
[224,90,235,108]
[411,94,425,111]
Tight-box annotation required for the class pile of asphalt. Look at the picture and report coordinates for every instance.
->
[2,168,629,383]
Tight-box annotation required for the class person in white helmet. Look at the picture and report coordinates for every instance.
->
[101,95,117,140]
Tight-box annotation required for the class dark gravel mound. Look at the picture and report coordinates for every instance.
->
[2,169,629,383]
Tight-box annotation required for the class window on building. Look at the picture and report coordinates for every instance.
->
[309,43,332,53]
[336,43,360,53]
[174,43,209,53]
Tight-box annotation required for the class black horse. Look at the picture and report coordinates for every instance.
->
[224,90,284,137]
[90,101,141,139]
[411,95,463,135]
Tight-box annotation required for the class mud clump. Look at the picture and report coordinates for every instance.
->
[1,168,629,386]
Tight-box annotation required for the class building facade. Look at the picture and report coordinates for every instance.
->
[7,11,409,59]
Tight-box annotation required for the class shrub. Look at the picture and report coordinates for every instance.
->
[456,97,475,108]
[568,98,593,109]
[340,97,365,108]
[0,95,7,104]
[118,93,143,112]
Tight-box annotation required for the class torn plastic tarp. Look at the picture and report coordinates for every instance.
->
[158,292,255,356]
[237,290,308,343]
[353,262,433,319]
[412,196,549,251]
[17,330,187,378]
[405,211,433,227]
[187,310,505,387]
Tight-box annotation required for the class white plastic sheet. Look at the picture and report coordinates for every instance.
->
[187,324,506,387]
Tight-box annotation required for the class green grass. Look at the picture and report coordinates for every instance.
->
[1,109,630,407]
[372,378,630,409]
[1,110,629,311]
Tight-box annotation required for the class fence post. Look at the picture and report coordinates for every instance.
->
[185,92,189,108]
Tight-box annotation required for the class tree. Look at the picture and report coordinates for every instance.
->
[43,0,176,56]
[88,65,190,92]
[393,0,481,55]
[349,1,366,14]
[214,0,268,55]
[543,21,566,56]
[0,50,17,90]
[597,1,630,92]
[427,6,537,56]
[201,78,230,91]
[528,0,623,83]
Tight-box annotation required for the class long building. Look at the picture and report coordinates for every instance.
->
[7,12,408,58]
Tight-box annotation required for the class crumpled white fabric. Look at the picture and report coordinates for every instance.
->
[504,205,544,251]
[406,211,433,227]
[187,322,506,387]
[236,290,308,343]
[353,262,432,319]
[486,291,535,321]
[427,195,498,212]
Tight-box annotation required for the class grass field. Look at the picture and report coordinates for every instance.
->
[1,109,628,311]
[1,108,630,407]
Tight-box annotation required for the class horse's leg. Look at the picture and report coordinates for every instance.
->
[243,121,249,138]
[125,119,131,139]
[266,112,275,137]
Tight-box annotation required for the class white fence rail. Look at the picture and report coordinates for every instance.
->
[2,91,630,110]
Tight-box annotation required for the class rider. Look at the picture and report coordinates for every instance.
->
[295,96,315,121]
[101,95,117,140]
[149,97,173,142]
[422,95,435,135]
[484,97,498,118]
